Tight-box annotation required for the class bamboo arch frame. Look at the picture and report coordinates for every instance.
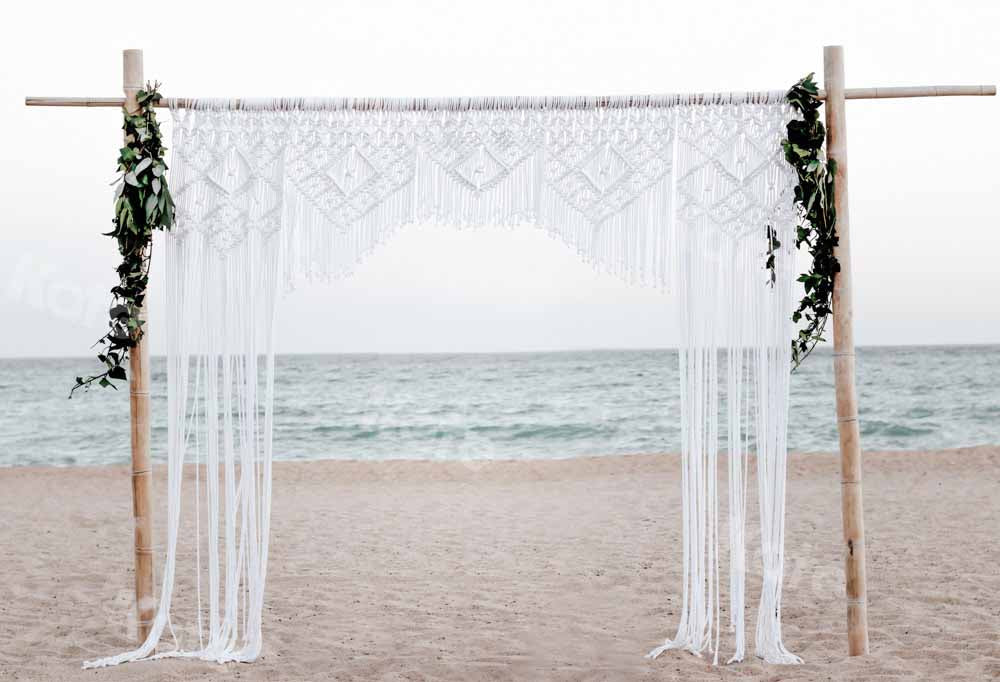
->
[24,46,995,658]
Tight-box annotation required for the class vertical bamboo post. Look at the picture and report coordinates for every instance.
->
[824,45,870,656]
[123,48,155,645]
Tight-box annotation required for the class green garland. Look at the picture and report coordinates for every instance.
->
[71,83,174,396]
[769,73,840,370]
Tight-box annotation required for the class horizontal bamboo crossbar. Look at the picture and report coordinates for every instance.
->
[23,84,997,110]
[829,84,996,99]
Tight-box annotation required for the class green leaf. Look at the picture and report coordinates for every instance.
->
[780,74,839,373]
[75,83,178,394]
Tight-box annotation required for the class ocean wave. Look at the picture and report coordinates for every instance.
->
[302,421,619,444]
[861,420,936,438]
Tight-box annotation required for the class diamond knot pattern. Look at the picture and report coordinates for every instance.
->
[168,102,794,252]
[675,106,793,237]
[326,146,376,195]
[285,120,416,230]
[545,110,675,225]
[170,111,285,246]
[452,145,508,191]
[419,114,539,194]
[580,144,631,194]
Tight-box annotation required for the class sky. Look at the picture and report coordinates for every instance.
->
[0,0,997,357]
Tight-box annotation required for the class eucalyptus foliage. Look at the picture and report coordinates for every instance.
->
[71,84,174,396]
[769,73,840,370]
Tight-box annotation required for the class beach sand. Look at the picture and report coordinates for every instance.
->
[1,446,997,680]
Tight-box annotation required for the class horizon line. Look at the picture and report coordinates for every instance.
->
[2,341,998,362]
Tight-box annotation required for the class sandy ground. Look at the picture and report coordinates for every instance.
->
[0,447,998,681]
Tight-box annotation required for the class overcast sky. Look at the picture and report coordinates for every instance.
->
[0,1,997,357]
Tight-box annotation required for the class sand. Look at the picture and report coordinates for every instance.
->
[0,446,998,680]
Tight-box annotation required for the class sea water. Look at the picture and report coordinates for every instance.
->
[0,346,997,467]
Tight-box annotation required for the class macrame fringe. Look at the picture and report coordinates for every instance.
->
[84,229,278,669]
[645,222,799,665]
[86,96,801,668]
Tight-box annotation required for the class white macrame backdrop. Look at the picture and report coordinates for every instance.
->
[84,93,799,668]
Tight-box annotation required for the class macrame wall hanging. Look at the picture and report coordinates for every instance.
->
[84,91,800,668]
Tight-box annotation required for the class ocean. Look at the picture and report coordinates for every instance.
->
[1,346,997,468]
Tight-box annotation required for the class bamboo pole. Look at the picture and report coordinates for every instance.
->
[22,84,997,109]
[824,45,870,657]
[826,84,996,99]
[123,48,156,645]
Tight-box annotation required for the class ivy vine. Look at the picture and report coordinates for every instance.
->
[769,73,840,370]
[71,83,174,396]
